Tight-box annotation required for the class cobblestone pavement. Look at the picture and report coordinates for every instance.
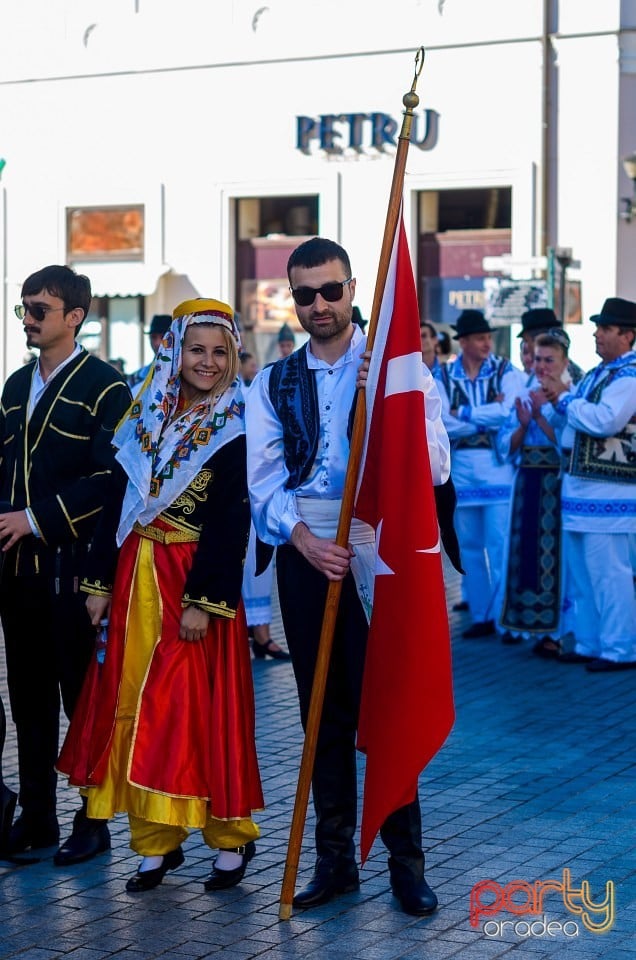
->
[1,561,635,959]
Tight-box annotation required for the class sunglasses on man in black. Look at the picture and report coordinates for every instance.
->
[14,303,66,323]
[290,277,353,308]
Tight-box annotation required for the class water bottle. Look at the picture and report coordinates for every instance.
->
[96,619,108,665]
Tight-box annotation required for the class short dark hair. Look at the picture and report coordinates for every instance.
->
[420,321,437,338]
[287,237,351,281]
[21,265,92,328]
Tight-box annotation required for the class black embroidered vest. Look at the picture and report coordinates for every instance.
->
[570,364,636,484]
[268,345,319,490]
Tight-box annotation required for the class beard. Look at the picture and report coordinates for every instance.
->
[300,307,352,341]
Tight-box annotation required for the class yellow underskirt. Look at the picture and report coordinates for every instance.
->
[82,537,227,828]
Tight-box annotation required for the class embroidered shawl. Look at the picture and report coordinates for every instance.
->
[114,307,245,545]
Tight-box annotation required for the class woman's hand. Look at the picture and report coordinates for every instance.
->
[541,372,567,405]
[180,604,210,642]
[86,594,111,626]
[515,396,532,427]
[529,388,546,417]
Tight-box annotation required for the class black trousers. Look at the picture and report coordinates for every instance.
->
[276,544,424,877]
[0,571,94,821]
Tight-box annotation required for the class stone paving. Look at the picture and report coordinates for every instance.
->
[1,561,635,959]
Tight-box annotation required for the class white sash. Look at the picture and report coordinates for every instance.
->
[296,498,376,624]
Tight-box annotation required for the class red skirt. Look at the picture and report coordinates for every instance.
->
[58,528,264,822]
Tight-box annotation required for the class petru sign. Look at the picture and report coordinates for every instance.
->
[470,869,615,938]
[296,110,439,155]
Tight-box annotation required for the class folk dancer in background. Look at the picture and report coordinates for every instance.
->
[435,309,521,639]
[517,308,584,389]
[497,330,575,655]
[542,298,636,671]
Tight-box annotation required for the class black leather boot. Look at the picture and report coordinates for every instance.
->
[293,856,360,908]
[381,797,438,916]
[54,797,110,866]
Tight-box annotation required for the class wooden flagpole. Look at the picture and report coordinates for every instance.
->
[278,47,426,921]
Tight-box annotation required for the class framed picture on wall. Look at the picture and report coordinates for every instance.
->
[66,205,145,261]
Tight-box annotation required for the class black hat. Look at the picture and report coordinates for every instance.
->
[451,309,494,340]
[145,314,172,337]
[278,323,296,344]
[590,297,636,328]
[517,307,561,338]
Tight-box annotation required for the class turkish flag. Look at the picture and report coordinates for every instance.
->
[355,213,454,864]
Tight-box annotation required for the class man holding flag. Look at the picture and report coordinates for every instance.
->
[245,234,454,915]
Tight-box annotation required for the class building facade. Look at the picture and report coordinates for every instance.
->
[1,0,635,377]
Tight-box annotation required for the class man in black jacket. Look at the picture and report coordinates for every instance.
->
[0,264,131,863]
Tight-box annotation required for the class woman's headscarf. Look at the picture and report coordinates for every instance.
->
[114,298,245,545]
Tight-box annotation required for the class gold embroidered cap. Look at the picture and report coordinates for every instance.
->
[173,298,240,343]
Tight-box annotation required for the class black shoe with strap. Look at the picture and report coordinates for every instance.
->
[292,857,360,908]
[251,639,291,661]
[203,841,256,891]
[126,846,185,892]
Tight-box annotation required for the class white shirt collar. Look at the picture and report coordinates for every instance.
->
[305,323,365,370]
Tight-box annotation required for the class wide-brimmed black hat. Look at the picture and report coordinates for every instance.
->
[590,297,636,328]
[451,309,494,339]
[517,307,561,338]
[145,314,172,337]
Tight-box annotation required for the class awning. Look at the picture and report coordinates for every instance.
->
[71,262,170,298]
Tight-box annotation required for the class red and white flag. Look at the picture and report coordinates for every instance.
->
[355,212,455,864]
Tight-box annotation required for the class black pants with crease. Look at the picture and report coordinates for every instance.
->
[276,543,424,878]
[1,569,94,822]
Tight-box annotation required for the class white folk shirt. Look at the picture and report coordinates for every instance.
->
[557,350,636,534]
[435,354,521,507]
[245,324,450,546]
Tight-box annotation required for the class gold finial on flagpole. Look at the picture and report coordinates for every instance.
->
[400,46,425,141]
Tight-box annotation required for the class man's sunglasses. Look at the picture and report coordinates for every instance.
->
[290,277,353,308]
[14,303,66,322]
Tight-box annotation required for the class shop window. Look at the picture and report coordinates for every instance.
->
[77,295,144,379]
[237,195,318,240]
[417,187,513,354]
[437,188,511,232]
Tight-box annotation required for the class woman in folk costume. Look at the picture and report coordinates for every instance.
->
[497,329,574,657]
[57,298,263,892]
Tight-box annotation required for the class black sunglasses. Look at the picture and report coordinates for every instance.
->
[290,277,353,308]
[15,303,66,323]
